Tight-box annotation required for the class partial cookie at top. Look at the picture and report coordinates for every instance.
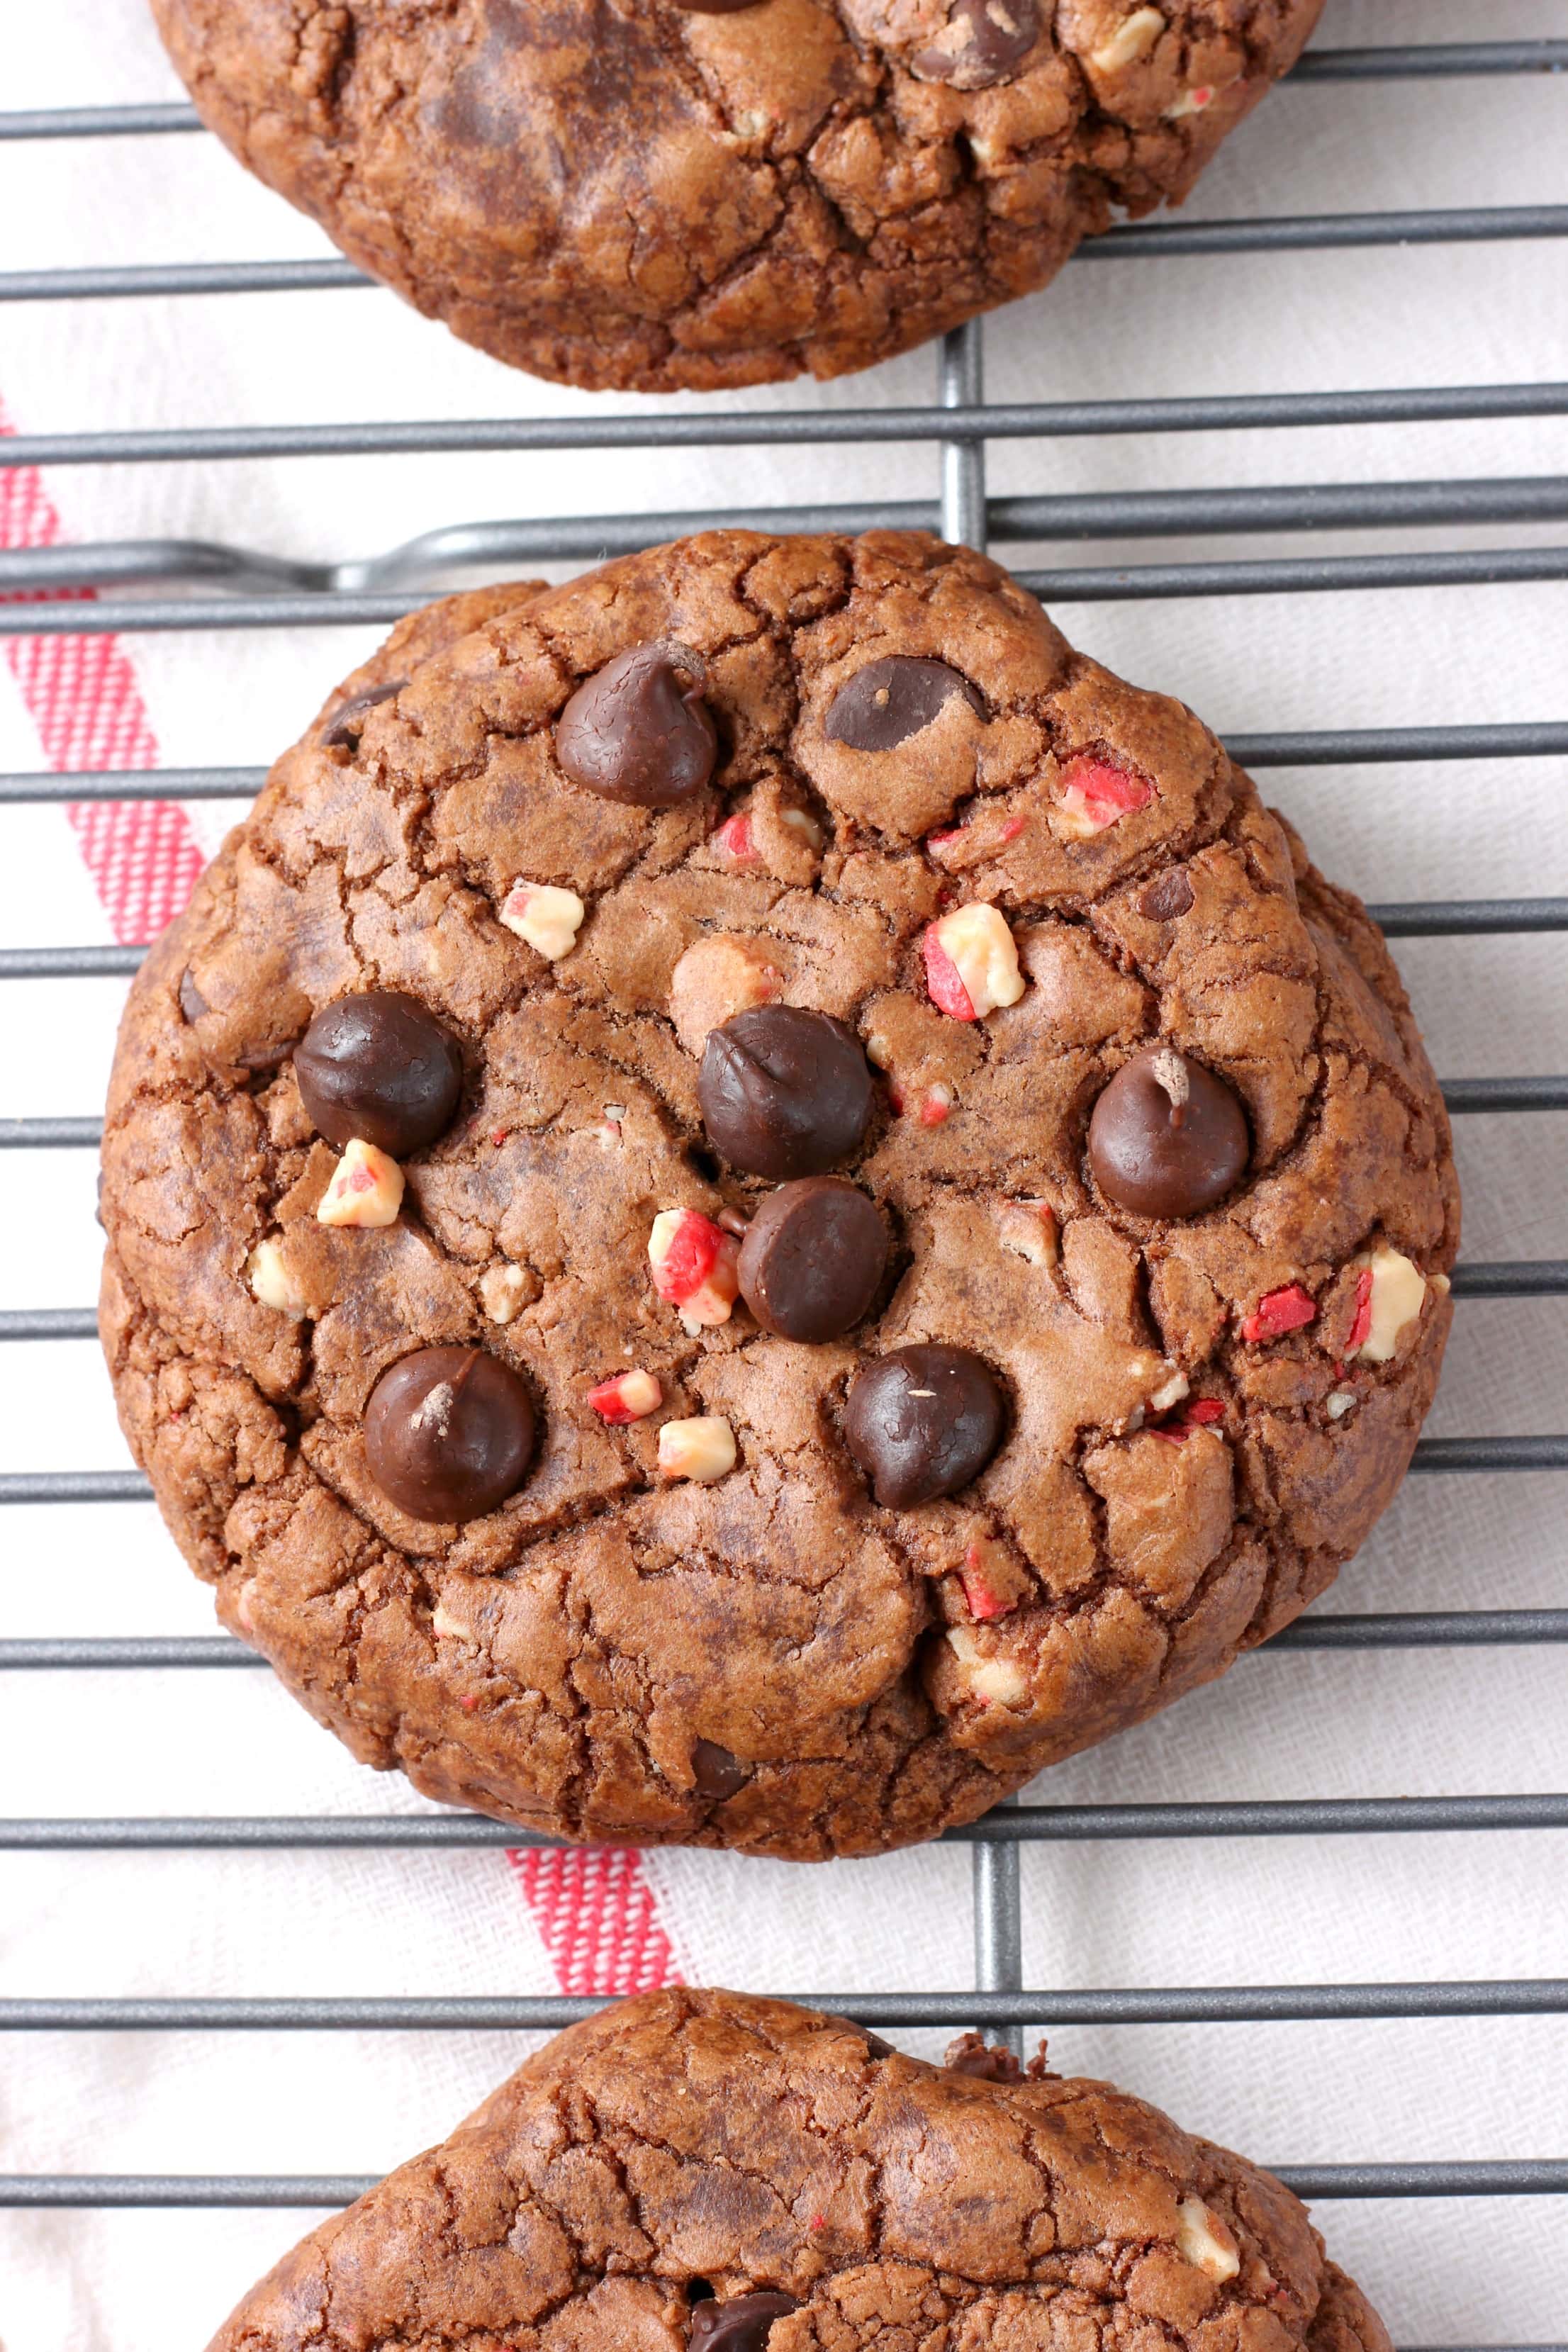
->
[203,1987,1396,2352]
[148,0,1324,393]
[99,529,1457,1861]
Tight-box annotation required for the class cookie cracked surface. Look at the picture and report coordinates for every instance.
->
[205,1986,1395,2352]
[99,530,1458,1861]
[148,0,1323,393]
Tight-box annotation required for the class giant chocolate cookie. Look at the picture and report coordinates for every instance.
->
[99,532,1457,1859]
[206,1988,1395,2352]
[149,0,1322,393]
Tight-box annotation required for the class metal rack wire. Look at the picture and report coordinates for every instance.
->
[0,37,1564,2334]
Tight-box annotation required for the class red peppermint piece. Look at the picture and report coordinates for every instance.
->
[1151,1397,1225,1445]
[926,824,965,855]
[1057,756,1155,834]
[960,1542,1015,1621]
[651,1210,724,1303]
[998,814,1027,842]
[922,925,976,1020]
[1239,1282,1317,1343]
[715,813,759,866]
[917,1083,954,1127]
[1346,1266,1374,1354]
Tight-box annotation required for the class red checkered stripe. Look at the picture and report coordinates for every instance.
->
[1,396,681,1999]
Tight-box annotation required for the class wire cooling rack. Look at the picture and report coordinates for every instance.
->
[0,31,1565,2339]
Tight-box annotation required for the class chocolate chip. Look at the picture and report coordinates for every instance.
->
[296,991,464,1158]
[700,1006,873,1180]
[943,2030,1023,2082]
[320,677,407,751]
[692,1739,749,1800]
[364,1345,535,1524]
[844,1344,1004,1507]
[824,656,982,754]
[1140,868,1194,922]
[911,0,1041,88]
[556,644,718,807]
[178,969,209,1024]
[861,2032,896,2059]
[737,1177,887,1343]
[1088,1043,1250,1219]
[689,2293,799,2352]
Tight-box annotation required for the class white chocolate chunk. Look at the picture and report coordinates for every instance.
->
[480,1264,530,1326]
[779,805,824,849]
[931,902,1026,1019]
[1148,1370,1189,1414]
[1352,1245,1428,1364]
[668,932,782,1058]
[317,1137,404,1228]
[1326,1389,1358,1421]
[247,1236,306,1316]
[946,1626,1026,1706]
[1176,2196,1241,2283]
[658,1415,737,1484]
[1090,6,1164,72]
[499,879,586,961]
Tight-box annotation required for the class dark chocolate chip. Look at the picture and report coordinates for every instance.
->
[861,2032,896,2059]
[689,2293,799,2352]
[911,0,1041,88]
[824,656,982,754]
[737,1177,887,1343]
[555,644,718,807]
[320,677,407,751]
[844,1344,1004,1508]
[296,991,464,1158]
[692,1739,749,1801]
[943,2030,1023,2082]
[1140,868,1194,922]
[364,1345,534,1524]
[700,1006,873,1181]
[1088,1043,1250,1219]
[178,969,209,1024]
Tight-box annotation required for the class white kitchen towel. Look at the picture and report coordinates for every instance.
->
[1,1,1564,2346]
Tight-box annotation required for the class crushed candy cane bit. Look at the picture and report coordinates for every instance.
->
[658,1414,737,1483]
[588,1368,662,1424]
[1239,1282,1316,1343]
[1150,1396,1224,1445]
[1052,755,1155,841]
[924,901,1025,1021]
[917,1082,954,1126]
[317,1136,404,1228]
[1090,6,1165,72]
[499,879,586,961]
[1176,2196,1240,2283]
[1166,83,1215,118]
[996,1197,1059,1270]
[714,813,761,866]
[480,1264,530,1325]
[960,1536,1018,1623]
[1345,1245,1427,1364]
[247,1237,306,1316]
[500,879,585,959]
[648,1209,741,1327]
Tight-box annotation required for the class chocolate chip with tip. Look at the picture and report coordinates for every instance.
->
[692,1739,749,1800]
[296,990,464,1157]
[689,2293,800,2352]
[738,1177,887,1343]
[700,1005,873,1180]
[1088,1043,1250,1219]
[824,656,982,753]
[365,1345,535,1524]
[912,0,1041,88]
[1140,868,1194,922]
[320,676,407,750]
[844,1344,1004,1507]
[556,644,718,807]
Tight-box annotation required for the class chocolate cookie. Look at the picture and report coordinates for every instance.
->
[204,1988,1396,2352]
[99,532,1458,1861]
[148,0,1323,393]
